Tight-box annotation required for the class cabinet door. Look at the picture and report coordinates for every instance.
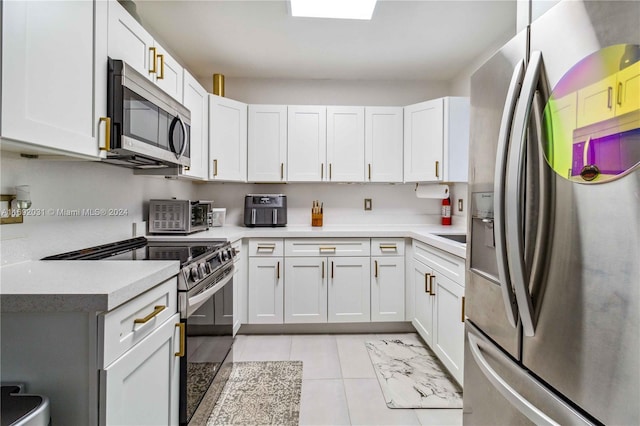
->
[108,0,154,79]
[152,43,183,102]
[365,107,404,182]
[181,71,209,180]
[433,273,465,384]
[287,106,326,181]
[326,106,365,182]
[284,258,327,323]
[411,260,435,346]
[248,105,287,182]
[209,95,247,181]
[2,0,105,158]
[404,99,444,182]
[248,257,283,324]
[576,74,617,128]
[615,60,640,117]
[214,281,234,325]
[328,257,371,323]
[100,313,180,426]
[371,257,405,322]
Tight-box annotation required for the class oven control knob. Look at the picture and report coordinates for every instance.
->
[191,267,200,281]
[218,252,225,262]
[204,263,212,274]
[223,250,230,261]
[199,263,207,277]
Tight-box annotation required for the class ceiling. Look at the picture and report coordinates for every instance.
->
[134,0,517,81]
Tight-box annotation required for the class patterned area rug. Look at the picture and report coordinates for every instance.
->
[206,361,303,426]
[188,362,220,420]
[366,338,463,409]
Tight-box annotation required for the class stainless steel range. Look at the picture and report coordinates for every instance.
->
[43,237,237,425]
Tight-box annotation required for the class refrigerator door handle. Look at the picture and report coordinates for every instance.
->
[506,51,544,337]
[493,60,525,328]
[467,332,560,426]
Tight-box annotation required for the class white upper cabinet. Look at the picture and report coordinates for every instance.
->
[365,107,404,182]
[181,71,208,180]
[209,95,247,181]
[1,0,107,158]
[404,97,469,183]
[326,107,365,182]
[287,106,327,181]
[248,105,287,182]
[108,0,182,102]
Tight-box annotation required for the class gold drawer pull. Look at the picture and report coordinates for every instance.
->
[149,47,157,74]
[257,244,276,252]
[277,261,280,279]
[157,53,165,80]
[175,323,185,357]
[374,260,379,278]
[134,305,166,324]
[319,246,336,252]
[425,273,431,293]
[99,117,111,151]
[461,296,466,323]
[429,275,436,296]
[322,261,325,279]
[379,244,397,250]
[435,161,440,178]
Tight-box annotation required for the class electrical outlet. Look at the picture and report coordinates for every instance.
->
[458,199,464,212]
[364,198,372,211]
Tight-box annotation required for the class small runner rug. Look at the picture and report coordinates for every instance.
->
[366,338,462,409]
[206,361,303,426]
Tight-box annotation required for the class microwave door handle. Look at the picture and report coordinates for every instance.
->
[251,208,256,225]
[273,209,277,225]
[494,59,525,329]
[169,114,188,159]
[506,51,544,337]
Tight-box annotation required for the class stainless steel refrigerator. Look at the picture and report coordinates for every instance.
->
[464,1,639,424]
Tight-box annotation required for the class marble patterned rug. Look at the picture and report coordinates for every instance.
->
[365,337,463,409]
[206,361,303,426]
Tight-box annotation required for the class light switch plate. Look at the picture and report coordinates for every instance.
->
[364,198,372,211]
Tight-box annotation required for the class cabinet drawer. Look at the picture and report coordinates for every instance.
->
[99,277,178,367]
[413,240,464,285]
[285,238,370,257]
[248,239,284,257]
[371,238,405,256]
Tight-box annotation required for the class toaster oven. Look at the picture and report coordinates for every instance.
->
[148,199,213,234]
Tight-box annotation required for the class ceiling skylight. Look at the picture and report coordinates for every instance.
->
[290,0,378,20]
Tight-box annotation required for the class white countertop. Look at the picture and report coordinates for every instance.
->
[0,260,179,313]
[147,224,468,258]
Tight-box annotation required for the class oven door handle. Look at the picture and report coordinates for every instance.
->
[186,267,234,318]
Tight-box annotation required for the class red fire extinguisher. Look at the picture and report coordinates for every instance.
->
[442,197,452,226]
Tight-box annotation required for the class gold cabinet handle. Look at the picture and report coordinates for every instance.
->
[319,246,336,252]
[374,260,378,278]
[607,86,613,109]
[281,163,284,180]
[429,275,436,296]
[134,305,166,324]
[257,244,276,252]
[425,273,431,293]
[368,163,372,180]
[99,117,111,151]
[329,163,332,180]
[322,261,325,279]
[321,163,324,180]
[379,244,397,250]
[157,53,165,80]
[331,261,334,279]
[213,159,218,176]
[461,296,466,323]
[617,82,623,106]
[175,322,185,357]
[435,161,440,178]
[277,261,280,279]
[149,47,157,74]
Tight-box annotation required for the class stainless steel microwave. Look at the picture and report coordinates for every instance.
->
[148,200,213,234]
[104,58,190,169]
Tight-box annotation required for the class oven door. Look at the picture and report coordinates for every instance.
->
[180,269,234,426]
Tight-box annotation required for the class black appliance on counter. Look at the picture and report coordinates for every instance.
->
[243,194,287,227]
[42,237,236,426]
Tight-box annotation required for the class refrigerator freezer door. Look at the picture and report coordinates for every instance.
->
[523,1,640,424]
[466,30,527,359]
[463,322,593,426]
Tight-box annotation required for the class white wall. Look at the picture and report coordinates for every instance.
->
[0,154,196,265]
[194,182,467,228]
[197,76,451,106]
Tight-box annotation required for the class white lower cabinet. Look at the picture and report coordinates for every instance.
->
[328,257,371,322]
[371,256,405,322]
[248,257,284,324]
[100,312,180,426]
[284,258,327,323]
[411,240,465,384]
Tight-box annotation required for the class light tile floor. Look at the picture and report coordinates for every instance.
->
[231,333,463,426]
